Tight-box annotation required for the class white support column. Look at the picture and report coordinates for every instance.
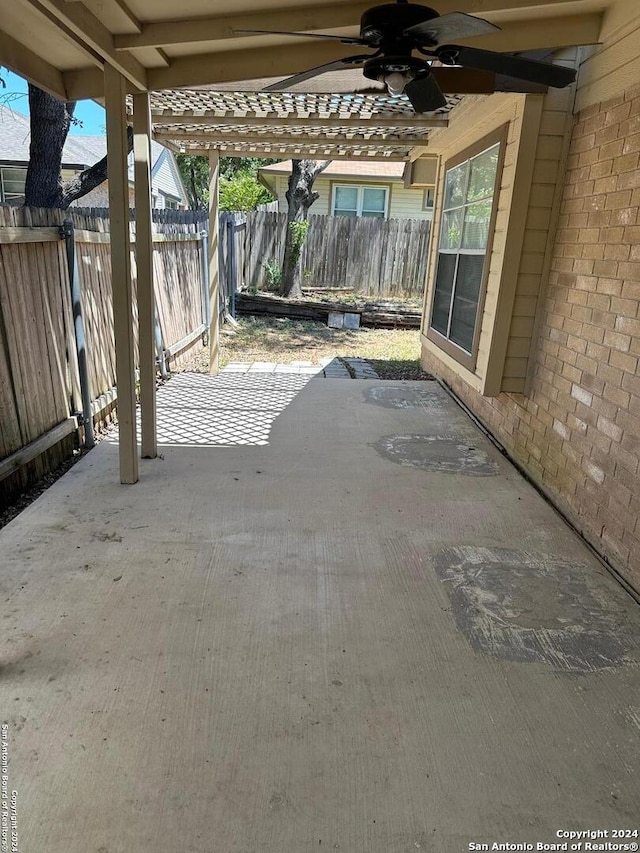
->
[104,64,138,484]
[133,91,157,459]
[208,148,220,375]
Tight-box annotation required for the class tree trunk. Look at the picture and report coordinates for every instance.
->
[280,159,330,298]
[24,86,74,209]
[24,84,133,210]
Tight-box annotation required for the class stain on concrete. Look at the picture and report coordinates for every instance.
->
[365,386,444,410]
[434,546,640,672]
[374,434,498,476]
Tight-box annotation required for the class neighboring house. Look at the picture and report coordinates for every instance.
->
[0,104,188,209]
[258,159,435,220]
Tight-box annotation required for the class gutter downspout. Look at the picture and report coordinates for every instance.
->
[63,219,95,449]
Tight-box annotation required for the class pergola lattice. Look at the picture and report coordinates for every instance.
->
[148,87,459,160]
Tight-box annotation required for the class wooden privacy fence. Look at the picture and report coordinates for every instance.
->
[0,205,207,504]
[221,211,431,299]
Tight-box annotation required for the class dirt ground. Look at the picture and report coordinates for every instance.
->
[178,316,431,380]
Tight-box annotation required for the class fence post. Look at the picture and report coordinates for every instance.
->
[63,219,95,449]
[200,228,210,345]
[227,216,237,318]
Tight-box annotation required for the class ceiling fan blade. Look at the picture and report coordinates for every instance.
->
[404,12,500,44]
[263,56,369,92]
[404,71,448,113]
[438,45,577,88]
[234,29,366,45]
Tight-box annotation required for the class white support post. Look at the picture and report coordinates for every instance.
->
[208,148,220,375]
[133,91,157,459]
[104,64,138,484]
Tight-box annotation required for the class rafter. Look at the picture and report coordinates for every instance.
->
[181,147,410,161]
[113,0,584,50]
[24,0,147,90]
[0,29,67,98]
[146,15,601,92]
[154,130,434,146]
[152,115,448,129]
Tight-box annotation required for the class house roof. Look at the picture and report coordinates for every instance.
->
[0,104,165,176]
[259,160,407,181]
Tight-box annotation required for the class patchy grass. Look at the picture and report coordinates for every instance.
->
[179,316,432,380]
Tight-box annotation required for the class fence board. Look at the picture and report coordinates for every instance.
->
[237,211,430,298]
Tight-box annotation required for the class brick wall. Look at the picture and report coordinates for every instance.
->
[421,83,640,589]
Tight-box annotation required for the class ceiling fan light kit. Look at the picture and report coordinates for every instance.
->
[246,0,577,112]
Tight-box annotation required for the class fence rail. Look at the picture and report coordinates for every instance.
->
[225,211,430,299]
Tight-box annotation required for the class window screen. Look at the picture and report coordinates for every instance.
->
[429,142,500,357]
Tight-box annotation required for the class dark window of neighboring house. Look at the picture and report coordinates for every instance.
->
[164,197,180,210]
[332,184,388,218]
[0,167,27,203]
[428,131,503,368]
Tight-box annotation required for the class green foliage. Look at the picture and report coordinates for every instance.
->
[220,157,277,179]
[220,172,273,212]
[262,258,282,292]
[176,154,209,210]
[288,219,309,267]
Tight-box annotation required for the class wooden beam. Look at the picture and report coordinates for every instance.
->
[155,131,436,146]
[0,226,62,244]
[0,31,67,99]
[455,13,602,53]
[105,64,138,484]
[208,149,220,376]
[0,418,78,482]
[185,147,410,161]
[146,16,600,91]
[114,0,584,50]
[151,114,448,128]
[133,91,157,460]
[25,0,147,90]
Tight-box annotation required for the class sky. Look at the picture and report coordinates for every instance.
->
[1,69,106,136]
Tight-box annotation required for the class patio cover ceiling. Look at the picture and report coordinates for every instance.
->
[0,0,613,104]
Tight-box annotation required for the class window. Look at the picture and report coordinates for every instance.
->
[0,167,27,203]
[428,132,503,368]
[424,187,435,209]
[332,184,388,218]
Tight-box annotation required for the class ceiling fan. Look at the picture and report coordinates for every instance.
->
[236,0,577,112]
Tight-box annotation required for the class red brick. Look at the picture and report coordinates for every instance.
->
[611,151,640,174]
[609,350,638,374]
[603,330,631,351]
[596,414,624,442]
[622,131,640,154]
[604,190,633,209]
[609,206,638,226]
[617,170,640,190]
[596,362,624,386]
[605,100,631,126]
[614,315,640,337]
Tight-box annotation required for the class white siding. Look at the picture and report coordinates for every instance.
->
[272,175,432,220]
[152,150,186,207]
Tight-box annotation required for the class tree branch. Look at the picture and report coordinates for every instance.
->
[60,126,134,209]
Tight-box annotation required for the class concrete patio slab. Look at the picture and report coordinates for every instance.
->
[1,376,639,853]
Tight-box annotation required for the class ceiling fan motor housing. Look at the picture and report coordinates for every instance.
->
[362,54,428,82]
[360,3,440,46]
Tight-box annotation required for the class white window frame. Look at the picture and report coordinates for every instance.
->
[427,127,505,371]
[0,166,28,203]
[331,183,389,219]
